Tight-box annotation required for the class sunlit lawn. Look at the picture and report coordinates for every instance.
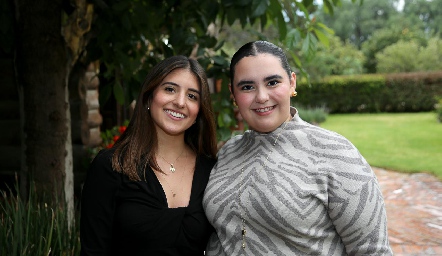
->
[321,112,442,180]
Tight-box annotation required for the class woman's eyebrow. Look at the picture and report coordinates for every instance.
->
[189,88,201,95]
[161,81,179,86]
[264,74,283,82]
[235,74,284,87]
[161,81,201,94]
[236,80,254,88]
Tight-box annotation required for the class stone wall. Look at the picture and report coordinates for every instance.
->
[70,61,102,194]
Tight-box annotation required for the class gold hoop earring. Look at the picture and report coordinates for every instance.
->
[291,91,297,97]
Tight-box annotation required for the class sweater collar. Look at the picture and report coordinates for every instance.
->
[245,107,299,138]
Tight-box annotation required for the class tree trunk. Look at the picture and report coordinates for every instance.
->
[15,0,71,207]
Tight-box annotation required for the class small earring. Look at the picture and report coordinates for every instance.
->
[291,91,297,97]
[233,100,238,107]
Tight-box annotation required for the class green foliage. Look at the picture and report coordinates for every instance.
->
[315,0,442,74]
[210,79,238,142]
[375,40,421,73]
[294,105,328,125]
[434,98,442,123]
[361,24,427,73]
[415,37,442,71]
[296,71,442,113]
[88,120,130,161]
[0,180,80,255]
[375,37,442,73]
[316,0,397,49]
[296,74,385,113]
[403,0,442,36]
[303,35,365,80]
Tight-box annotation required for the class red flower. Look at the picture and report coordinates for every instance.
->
[118,126,127,134]
[106,142,114,149]
[113,135,120,142]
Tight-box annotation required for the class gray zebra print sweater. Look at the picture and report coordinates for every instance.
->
[203,108,392,256]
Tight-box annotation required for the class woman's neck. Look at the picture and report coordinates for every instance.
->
[156,133,187,156]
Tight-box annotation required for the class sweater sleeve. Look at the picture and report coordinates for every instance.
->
[327,151,392,255]
[80,150,121,256]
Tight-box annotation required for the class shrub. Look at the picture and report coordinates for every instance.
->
[0,178,81,255]
[295,105,328,125]
[88,120,129,161]
[436,99,442,123]
[296,71,442,113]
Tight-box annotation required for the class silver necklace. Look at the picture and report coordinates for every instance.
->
[147,155,187,198]
[238,121,288,249]
[157,164,186,197]
[158,148,185,173]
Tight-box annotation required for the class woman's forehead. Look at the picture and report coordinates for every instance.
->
[234,54,285,80]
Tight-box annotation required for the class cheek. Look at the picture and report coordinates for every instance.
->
[234,94,252,106]
[189,102,200,117]
[273,88,291,101]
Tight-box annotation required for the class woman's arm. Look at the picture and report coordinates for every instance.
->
[328,155,393,255]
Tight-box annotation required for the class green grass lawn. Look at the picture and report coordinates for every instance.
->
[321,112,442,180]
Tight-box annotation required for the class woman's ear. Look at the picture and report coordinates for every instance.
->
[290,72,296,94]
[229,83,237,107]
[142,92,152,110]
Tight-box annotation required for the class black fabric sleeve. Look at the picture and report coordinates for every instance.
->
[80,149,121,256]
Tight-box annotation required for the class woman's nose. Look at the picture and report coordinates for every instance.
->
[174,92,186,108]
[255,88,269,103]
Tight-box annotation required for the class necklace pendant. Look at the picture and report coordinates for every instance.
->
[172,193,176,197]
[241,226,246,248]
[170,164,176,173]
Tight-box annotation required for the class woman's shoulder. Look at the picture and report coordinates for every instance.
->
[87,148,121,179]
[198,154,217,169]
[94,148,114,161]
[290,116,350,142]
[221,133,248,147]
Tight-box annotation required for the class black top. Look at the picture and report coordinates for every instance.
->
[80,149,216,256]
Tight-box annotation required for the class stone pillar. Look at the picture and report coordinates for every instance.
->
[80,61,102,147]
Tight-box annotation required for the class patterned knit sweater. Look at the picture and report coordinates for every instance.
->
[203,108,392,256]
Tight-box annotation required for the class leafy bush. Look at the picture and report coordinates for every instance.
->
[88,120,129,161]
[0,179,80,255]
[296,71,442,113]
[375,38,442,73]
[436,99,442,123]
[295,105,328,125]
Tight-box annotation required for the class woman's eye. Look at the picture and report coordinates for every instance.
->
[268,80,279,86]
[165,86,175,93]
[188,93,198,101]
[240,85,254,91]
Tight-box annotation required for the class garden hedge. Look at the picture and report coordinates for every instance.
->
[294,71,442,113]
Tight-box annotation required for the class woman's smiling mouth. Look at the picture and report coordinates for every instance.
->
[164,109,185,119]
[254,106,275,113]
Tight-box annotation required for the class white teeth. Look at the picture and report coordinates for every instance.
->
[165,110,185,118]
[255,106,274,113]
